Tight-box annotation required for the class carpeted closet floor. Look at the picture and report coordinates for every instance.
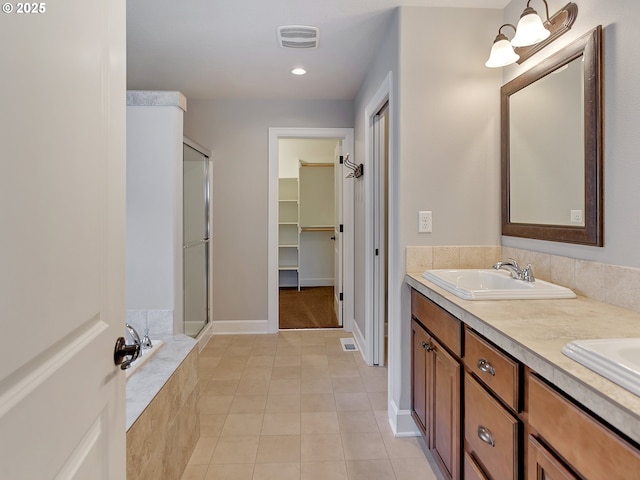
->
[279,287,339,329]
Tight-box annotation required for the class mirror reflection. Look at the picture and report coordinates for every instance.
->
[509,57,584,226]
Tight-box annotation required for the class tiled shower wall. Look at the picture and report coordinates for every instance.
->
[406,245,640,315]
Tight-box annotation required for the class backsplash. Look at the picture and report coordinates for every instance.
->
[407,245,640,315]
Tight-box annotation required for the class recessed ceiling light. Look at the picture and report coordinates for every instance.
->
[291,67,307,76]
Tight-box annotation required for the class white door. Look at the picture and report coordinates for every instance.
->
[333,144,344,327]
[0,1,127,478]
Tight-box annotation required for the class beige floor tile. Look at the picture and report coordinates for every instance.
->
[337,411,379,433]
[301,365,331,379]
[325,344,347,356]
[301,434,344,462]
[203,379,239,396]
[300,355,329,368]
[300,376,333,394]
[334,392,371,412]
[271,366,301,380]
[241,366,273,380]
[367,391,388,411]
[246,355,275,368]
[211,365,245,380]
[299,345,327,355]
[221,413,265,436]
[391,458,441,480]
[300,461,348,480]
[204,463,254,480]
[180,464,208,480]
[211,435,260,464]
[226,345,253,357]
[250,345,278,356]
[331,377,365,393]
[274,355,302,367]
[236,376,271,395]
[200,414,227,437]
[276,345,302,356]
[383,435,428,459]
[342,432,388,460]
[200,394,234,415]
[329,365,361,378]
[361,373,388,393]
[229,395,268,414]
[255,435,301,463]
[261,413,301,435]
[301,412,340,434]
[252,463,300,480]
[265,394,301,413]
[299,331,327,345]
[188,436,218,465]
[301,393,336,412]
[346,459,396,480]
[268,378,301,394]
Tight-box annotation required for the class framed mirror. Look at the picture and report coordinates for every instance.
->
[501,26,603,245]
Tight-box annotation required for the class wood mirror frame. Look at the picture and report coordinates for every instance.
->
[501,25,603,246]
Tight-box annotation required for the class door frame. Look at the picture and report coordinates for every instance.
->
[363,72,397,368]
[268,128,355,334]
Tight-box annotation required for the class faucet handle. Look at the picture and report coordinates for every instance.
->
[507,257,520,269]
[521,264,535,282]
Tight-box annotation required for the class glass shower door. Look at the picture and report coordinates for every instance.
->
[183,142,210,337]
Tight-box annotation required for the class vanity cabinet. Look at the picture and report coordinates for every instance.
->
[411,290,462,480]
[527,372,640,480]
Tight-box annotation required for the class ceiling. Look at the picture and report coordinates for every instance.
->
[127,0,509,101]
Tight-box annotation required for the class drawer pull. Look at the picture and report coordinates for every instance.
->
[477,425,495,447]
[477,358,496,376]
[421,341,434,352]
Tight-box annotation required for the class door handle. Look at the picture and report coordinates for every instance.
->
[330,236,336,241]
[114,336,141,370]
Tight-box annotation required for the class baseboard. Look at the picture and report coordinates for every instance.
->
[351,320,367,363]
[388,398,421,437]
[210,320,269,335]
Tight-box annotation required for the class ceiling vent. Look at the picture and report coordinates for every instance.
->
[277,25,319,49]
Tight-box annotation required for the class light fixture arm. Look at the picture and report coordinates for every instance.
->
[525,0,551,23]
[498,23,517,38]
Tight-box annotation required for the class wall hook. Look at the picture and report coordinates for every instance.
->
[344,153,363,178]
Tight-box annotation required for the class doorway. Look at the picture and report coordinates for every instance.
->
[268,128,354,334]
[278,139,338,329]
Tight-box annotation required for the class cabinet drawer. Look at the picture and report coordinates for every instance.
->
[528,373,640,480]
[464,328,519,411]
[464,452,488,480]
[465,374,518,480]
[411,290,461,356]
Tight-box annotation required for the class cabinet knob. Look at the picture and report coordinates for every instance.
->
[421,341,433,352]
[477,425,495,447]
[477,358,496,376]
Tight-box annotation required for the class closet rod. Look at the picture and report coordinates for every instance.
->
[300,226,334,232]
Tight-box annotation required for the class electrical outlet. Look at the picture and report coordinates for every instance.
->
[418,211,432,233]
[570,209,583,223]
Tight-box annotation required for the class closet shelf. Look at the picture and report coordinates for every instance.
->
[300,226,334,232]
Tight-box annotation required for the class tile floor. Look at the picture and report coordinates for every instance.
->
[180,330,444,480]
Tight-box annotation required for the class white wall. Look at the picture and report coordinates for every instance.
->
[501,0,640,268]
[183,100,353,324]
[354,6,503,433]
[126,105,184,321]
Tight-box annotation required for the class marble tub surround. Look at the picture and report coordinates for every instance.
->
[127,334,199,480]
[406,245,502,273]
[407,273,640,445]
[126,90,187,111]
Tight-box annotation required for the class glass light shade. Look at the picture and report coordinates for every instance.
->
[511,9,551,47]
[485,37,520,68]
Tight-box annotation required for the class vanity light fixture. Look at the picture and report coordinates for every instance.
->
[485,24,520,68]
[485,1,578,68]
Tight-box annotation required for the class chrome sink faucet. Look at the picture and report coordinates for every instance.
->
[492,258,535,282]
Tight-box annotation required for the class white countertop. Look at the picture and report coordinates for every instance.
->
[406,273,640,445]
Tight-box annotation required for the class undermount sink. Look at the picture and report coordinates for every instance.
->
[421,269,576,300]
[562,338,640,397]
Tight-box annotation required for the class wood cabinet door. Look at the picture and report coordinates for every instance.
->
[412,319,430,438]
[527,435,578,480]
[432,338,461,480]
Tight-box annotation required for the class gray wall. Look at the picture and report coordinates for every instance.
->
[184,100,353,323]
[353,6,503,424]
[502,0,640,268]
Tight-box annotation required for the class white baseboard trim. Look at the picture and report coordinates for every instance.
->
[351,320,367,364]
[210,320,269,335]
[388,398,421,437]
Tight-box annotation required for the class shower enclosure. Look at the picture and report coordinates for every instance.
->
[183,139,211,337]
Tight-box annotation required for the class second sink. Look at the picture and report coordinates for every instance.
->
[421,269,576,300]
